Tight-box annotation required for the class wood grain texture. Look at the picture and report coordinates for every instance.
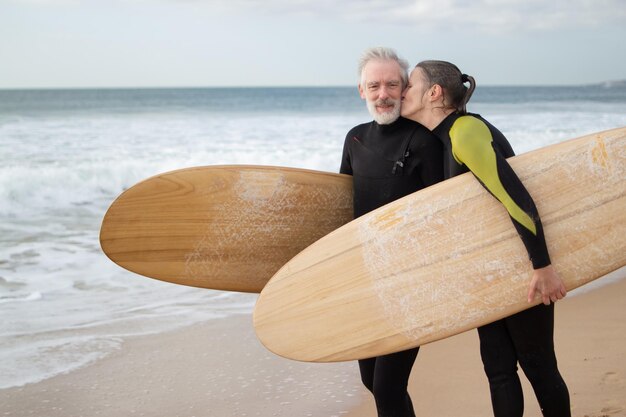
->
[100,166,353,292]
[253,127,626,362]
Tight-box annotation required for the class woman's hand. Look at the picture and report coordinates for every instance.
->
[527,265,567,305]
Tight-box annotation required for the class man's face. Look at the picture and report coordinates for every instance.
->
[358,60,404,125]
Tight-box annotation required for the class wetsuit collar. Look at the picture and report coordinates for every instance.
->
[432,112,460,139]
[372,116,411,133]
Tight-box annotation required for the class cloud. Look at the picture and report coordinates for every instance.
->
[396,0,626,32]
[7,0,626,33]
[198,0,626,32]
[3,0,80,4]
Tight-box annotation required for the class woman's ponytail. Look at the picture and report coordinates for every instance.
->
[459,74,476,114]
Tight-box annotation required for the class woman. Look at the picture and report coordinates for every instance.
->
[400,60,571,417]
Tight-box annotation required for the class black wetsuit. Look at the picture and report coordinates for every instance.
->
[340,117,443,417]
[433,112,570,417]
[341,117,443,217]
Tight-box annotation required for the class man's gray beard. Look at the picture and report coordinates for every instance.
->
[366,99,401,125]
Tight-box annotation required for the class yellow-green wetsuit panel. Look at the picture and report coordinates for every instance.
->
[432,112,550,268]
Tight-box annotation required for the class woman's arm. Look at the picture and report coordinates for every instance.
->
[450,116,566,304]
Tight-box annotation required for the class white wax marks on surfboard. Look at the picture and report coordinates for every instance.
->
[237,170,286,202]
[182,170,352,286]
[183,171,287,283]
[357,179,529,341]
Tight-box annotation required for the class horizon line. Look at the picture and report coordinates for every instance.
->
[2,80,625,91]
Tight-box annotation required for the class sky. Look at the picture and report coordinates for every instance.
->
[1,0,625,88]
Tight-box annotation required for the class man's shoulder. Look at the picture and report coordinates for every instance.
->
[347,120,375,135]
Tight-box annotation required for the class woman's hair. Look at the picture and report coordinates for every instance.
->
[415,60,476,114]
[358,47,410,88]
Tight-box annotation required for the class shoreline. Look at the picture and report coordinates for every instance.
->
[0,313,363,417]
[1,268,624,417]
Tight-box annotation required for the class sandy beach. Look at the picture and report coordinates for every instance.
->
[1,269,624,417]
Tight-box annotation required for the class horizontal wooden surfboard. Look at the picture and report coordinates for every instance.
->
[254,127,626,362]
[100,166,353,293]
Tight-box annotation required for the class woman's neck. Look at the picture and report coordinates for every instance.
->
[422,107,454,131]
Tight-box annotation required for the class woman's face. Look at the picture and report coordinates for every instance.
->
[400,68,431,123]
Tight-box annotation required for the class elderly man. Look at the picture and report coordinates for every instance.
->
[339,47,443,417]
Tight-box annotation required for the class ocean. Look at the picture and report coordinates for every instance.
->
[1,85,625,389]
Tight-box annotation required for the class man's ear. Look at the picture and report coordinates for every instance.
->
[358,83,366,99]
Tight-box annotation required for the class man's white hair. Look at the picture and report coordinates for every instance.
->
[358,47,409,88]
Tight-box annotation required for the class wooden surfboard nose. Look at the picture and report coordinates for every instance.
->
[100,166,353,293]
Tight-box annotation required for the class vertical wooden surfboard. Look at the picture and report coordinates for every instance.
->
[100,166,353,293]
[254,127,626,362]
